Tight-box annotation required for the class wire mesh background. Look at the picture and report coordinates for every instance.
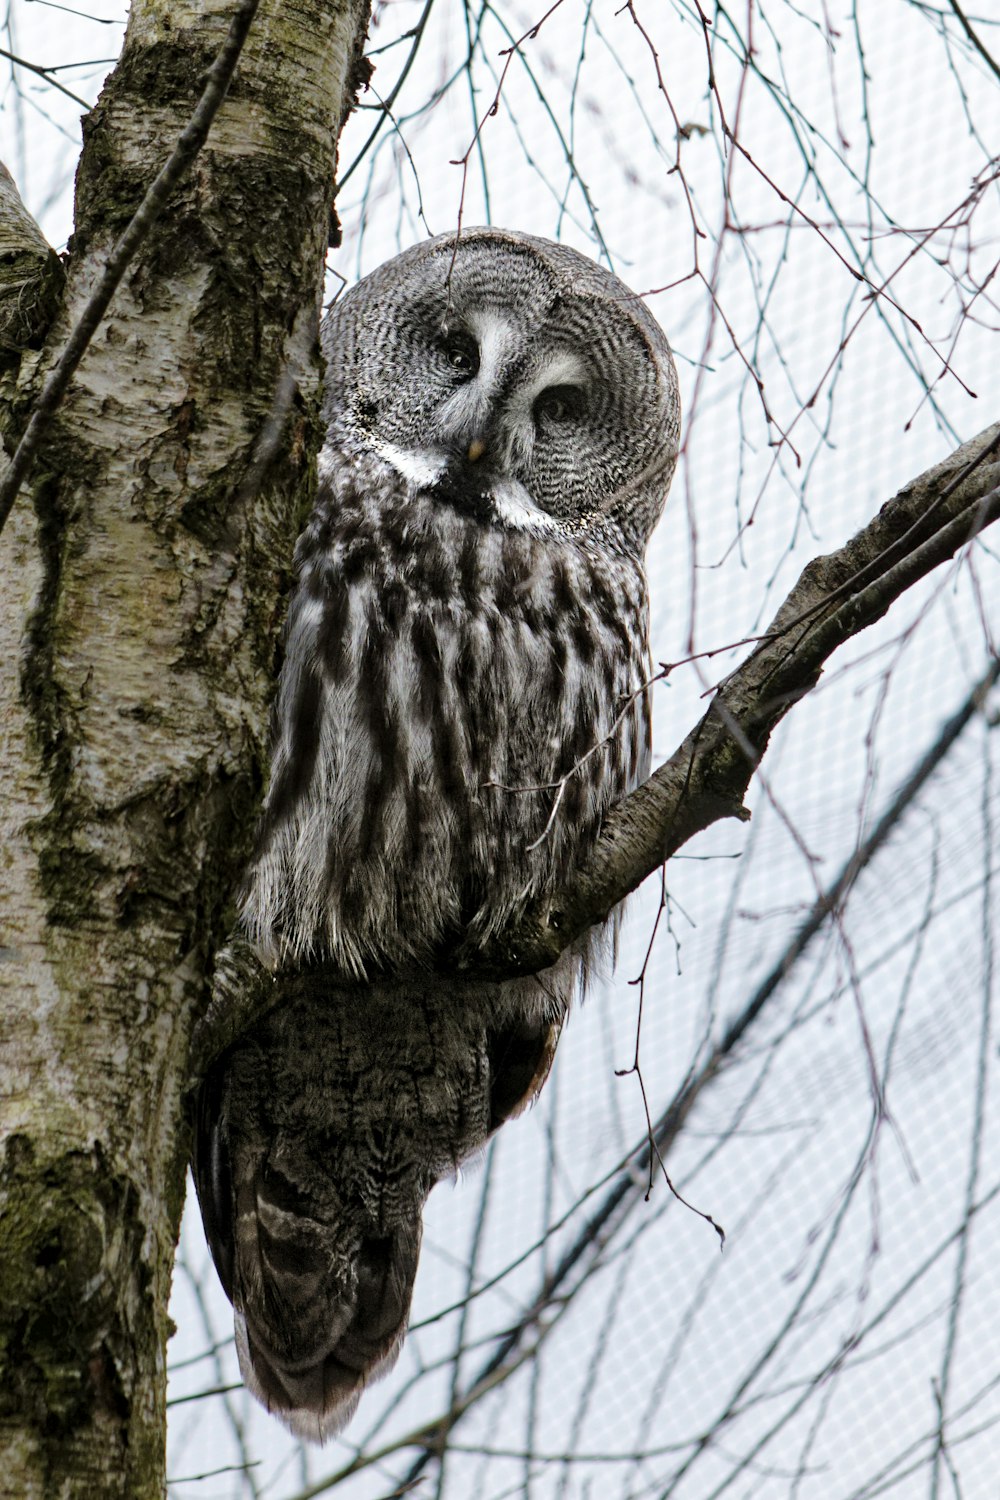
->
[3,0,998,1495]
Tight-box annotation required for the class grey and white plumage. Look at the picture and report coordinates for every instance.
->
[193,227,679,1440]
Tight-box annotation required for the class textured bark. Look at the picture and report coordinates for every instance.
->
[0,2,370,1495]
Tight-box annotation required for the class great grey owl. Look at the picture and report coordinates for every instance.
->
[193,227,680,1441]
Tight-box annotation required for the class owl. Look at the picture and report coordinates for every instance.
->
[193,227,680,1441]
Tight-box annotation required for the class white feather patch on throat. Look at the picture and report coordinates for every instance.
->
[489,478,560,533]
[373,441,560,534]
[373,440,446,488]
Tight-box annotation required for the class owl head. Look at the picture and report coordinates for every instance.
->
[321,227,680,554]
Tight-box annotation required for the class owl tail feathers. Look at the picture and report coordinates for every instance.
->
[233,1223,419,1443]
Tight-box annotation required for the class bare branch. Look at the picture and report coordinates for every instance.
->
[466,422,1000,978]
[0,43,91,107]
[389,653,1000,1494]
[946,0,1000,81]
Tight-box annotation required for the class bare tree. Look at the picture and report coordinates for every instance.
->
[1,2,998,1497]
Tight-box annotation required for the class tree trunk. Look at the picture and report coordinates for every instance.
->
[0,2,369,1493]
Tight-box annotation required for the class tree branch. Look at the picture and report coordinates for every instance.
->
[392,651,1000,1496]
[0,44,91,109]
[467,421,1000,978]
[947,0,1000,83]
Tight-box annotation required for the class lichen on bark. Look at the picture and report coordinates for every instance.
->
[0,2,371,1494]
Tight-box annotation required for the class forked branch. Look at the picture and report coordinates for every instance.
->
[469,420,1000,978]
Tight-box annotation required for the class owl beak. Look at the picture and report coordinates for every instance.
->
[466,437,487,463]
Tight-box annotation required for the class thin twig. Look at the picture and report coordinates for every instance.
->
[460,425,1000,980]
[0,44,90,107]
[393,656,1000,1494]
[337,0,437,192]
[947,0,1000,81]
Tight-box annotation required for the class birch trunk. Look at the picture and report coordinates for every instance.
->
[0,2,370,1493]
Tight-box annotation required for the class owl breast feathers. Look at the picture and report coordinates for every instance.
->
[194,227,680,1441]
[241,227,680,975]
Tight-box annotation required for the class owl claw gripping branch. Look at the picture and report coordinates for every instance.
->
[192,228,679,1440]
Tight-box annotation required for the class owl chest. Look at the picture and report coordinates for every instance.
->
[306,498,640,797]
[249,491,649,963]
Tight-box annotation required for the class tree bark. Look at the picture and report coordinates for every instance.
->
[0,2,370,1494]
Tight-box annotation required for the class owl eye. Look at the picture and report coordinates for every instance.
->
[440,332,479,377]
[533,385,584,426]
